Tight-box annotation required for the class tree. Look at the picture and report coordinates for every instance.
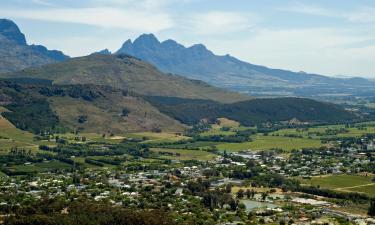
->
[229,198,237,211]
[368,200,375,216]
[122,108,130,117]
[261,192,268,201]
[246,189,251,199]
[237,189,244,199]
[225,184,232,193]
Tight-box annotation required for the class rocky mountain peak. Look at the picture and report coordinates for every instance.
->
[0,19,27,45]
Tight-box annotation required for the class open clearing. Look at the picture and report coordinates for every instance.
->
[6,160,72,173]
[300,174,375,197]
[200,129,236,137]
[272,122,375,139]
[126,132,189,144]
[151,148,217,161]
[216,135,323,152]
[345,184,375,197]
[0,115,39,151]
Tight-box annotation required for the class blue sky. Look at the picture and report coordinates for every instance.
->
[1,0,375,78]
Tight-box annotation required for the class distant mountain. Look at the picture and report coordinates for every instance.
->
[116,34,375,98]
[91,49,112,55]
[1,54,249,103]
[0,19,68,73]
[1,52,358,132]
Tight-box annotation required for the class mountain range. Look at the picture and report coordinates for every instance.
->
[0,19,68,73]
[0,53,357,133]
[1,54,249,103]
[116,34,375,98]
[0,19,363,134]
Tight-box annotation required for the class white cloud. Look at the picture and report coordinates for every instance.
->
[206,27,375,77]
[278,3,334,17]
[278,3,375,24]
[187,11,258,35]
[31,0,56,7]
[347,7,375,23]
[0,7,173,32]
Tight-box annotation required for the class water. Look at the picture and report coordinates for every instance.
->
[240,199,277,212]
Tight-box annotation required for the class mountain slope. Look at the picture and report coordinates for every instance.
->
[146,96,358,126]
[1,54,249,103]
[116,34,375,98]
[0,80,359,134]
[0,81,186,133]
[0,19,68,73]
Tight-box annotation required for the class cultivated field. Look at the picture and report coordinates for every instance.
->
[216,135,323,152]
[272,122,375,139]
[300,174,375,197]
[126,132,190,143]
[151,148,217,161]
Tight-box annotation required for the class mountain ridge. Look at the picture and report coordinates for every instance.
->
[0,18,69,73]
[1,54,250,103]
[116,33,374,98]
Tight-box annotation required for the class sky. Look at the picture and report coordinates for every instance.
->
[1,0,375,78]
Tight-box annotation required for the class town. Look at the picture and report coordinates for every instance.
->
[1,120,375,224]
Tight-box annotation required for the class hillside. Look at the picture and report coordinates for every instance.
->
[0,19,68,73]
[116,34,375,98]
[0,79,358,135]
[2,54,249,103]
[0,81,185,134]
[146,96,358,125]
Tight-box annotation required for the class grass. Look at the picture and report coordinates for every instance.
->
[216,118,240,127]
[216,135,323,152]
[151,148,217,161]
[35,160,72,169]
[0,115,40,151]
[126,132,190,144]
[299,174,375,197]
[6,160,72,173]
[345,184,375,197]
[163,141,221,150]
[338,202,370,216]
[200,129,236,137]
[271,122,375,139]
[300,174,373,189]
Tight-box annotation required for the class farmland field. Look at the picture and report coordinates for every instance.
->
[216,135,323,152]
[151,148,217,161]
[200,129,236,137]
[300,174,373,189]
[0,115,39,151]
[271,122,375,139]
[163,141,221,150]
[126,132,190,144]
[345,184,375,197]
[5,160,72,173]
[300,174,375,197]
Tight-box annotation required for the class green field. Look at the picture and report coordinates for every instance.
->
[125,132,190,144]
[151,148,217,161]
[272,122,375,139]
[300,174,375,197]
[163,141,221,150]
[345,184,375,197]
[300,174,373,189]
[216,135,323,152]
[0,115,40,151]
[6,160,72,173]
[200,129,236,137]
